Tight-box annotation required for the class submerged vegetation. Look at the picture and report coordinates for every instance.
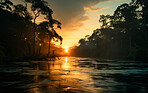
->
[70,0,148,61]
[0,0,63,62]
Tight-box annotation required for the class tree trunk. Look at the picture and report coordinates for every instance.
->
[39,46,41,56]
[143,6,148,48]
[121,39,123,49]
[47,38,51,56]
[129,37,132,49]
[27,43,31,56]
[33,17,36,56]
[145,31,148,48]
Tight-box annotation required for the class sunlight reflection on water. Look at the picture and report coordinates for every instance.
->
[1,57,148,93]
[28,57,99,93]
[24,57,148,93]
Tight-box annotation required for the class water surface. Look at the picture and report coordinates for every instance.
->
[0,57,148,93]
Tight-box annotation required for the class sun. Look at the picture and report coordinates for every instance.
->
[64,47,69,53]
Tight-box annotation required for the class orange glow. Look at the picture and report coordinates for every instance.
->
[39,43,42,46]
[65,57,68,62]
[33,57,98,93]
[64,47,69,53]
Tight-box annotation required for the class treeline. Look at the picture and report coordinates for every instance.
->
[70,0,148,61]
[0,0,62,62]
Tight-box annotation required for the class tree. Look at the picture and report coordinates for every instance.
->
[14,4,32,21]
[38,21,62,56]
[13,4,33,56]
[131,0,148,48]
[0,0,13,11]
[21,0,53,56]
[113,3,139,49]
[99,15,111,28]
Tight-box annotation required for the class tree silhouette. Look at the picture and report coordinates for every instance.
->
[21,0,53,56]
[113,3,139,49]
[0,0,63,60]
[131,0,148,48]
[71,0,148,60]
[13,4,33,56]
[38,21,62,56]
[0,0,13,11]
[14,4,32,21]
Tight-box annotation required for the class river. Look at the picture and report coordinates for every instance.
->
[0,57,148,93]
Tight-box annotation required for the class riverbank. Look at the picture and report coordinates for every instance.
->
[0,55,60,65]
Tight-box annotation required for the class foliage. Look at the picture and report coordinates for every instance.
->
[70,0,148,61]
[0,0,13,11]
[0,0,63,60]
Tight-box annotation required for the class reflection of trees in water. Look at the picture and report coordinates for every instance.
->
[31,57,148,93]
[0,57,147,93]
[30,57,98,93]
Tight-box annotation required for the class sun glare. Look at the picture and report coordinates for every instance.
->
[64,47,69,53]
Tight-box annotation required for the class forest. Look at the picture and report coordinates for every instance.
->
[0,0,148,62]
[70,0,148,61]
[0,1,148,93]
[0,0,63,62]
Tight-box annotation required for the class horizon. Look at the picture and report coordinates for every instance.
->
[0,0,148,93]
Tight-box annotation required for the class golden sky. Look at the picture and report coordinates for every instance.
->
[13,0,131,48]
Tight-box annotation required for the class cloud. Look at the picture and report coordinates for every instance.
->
[45,0,113,31]
[84,7,109,12]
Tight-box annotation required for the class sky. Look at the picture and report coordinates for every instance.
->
[13,0,131,48]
